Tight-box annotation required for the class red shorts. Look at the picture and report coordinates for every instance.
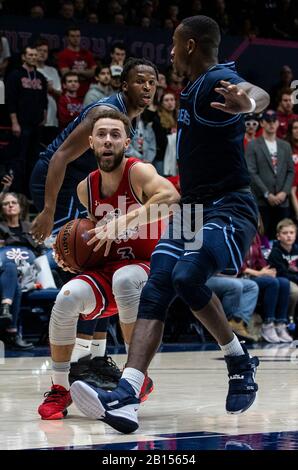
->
[76,260,150,320]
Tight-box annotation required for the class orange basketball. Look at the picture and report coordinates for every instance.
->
[55,219,105,271]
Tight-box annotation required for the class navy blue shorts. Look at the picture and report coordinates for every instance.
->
[153,190,258,276]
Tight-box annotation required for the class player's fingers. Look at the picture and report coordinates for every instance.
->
[227,84,238,92]
[219,80,231,87]
[210,102,226,110]
[87,228,96,236]
[214,87,229,95]
[104,239,112,257]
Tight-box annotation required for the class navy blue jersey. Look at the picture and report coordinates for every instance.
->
[39,93,136,173]
[177,62,250,203]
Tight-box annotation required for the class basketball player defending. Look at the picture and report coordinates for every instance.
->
[38,109,180,419]
[70,16,270,433]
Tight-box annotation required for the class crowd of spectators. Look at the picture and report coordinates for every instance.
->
[2,1,298,40]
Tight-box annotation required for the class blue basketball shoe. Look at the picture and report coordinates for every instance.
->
[70,378,140,433]
[225,346,259,414]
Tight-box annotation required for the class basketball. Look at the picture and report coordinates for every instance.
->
[55,218,105,271]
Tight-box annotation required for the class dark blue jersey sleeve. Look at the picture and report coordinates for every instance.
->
[194,65,245,126]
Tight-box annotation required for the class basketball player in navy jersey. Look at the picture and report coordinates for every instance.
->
[70,16,270,434]
[29,58,158,390]
[30,57,158,241]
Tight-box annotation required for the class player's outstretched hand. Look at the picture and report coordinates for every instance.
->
[30,209,54,243]
[211,80,252,115]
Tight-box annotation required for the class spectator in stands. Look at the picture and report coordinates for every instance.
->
[128,113,156,163]
[59,1,75,21]
[268,218,298,328]
[288,119,298,219]
[30,4,45,19]
[57,26,96,99]
[109,42,126,67]
[246,109,294,239]
[156,73,167,103]
[244,112,261,149]
[166,4,180,28]
[36,38,62,145]
[270,65,294,109]
[165,67,184,104]
[87,12,98,23]
[276,88,298,139]
[206,275,258,342]
[0,33,11,79]
[74,0,87,20]
[5,45,48,196]
[58,72,83,129]
[83,64,113,107]
[152,92,177,175]
[110,64,123,93]
[0,192,42,349]
[241,227,291,343]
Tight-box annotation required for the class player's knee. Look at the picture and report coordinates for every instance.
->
[138,271,174,322]
[172,261,212,311]
[49,281,86,345]
[112,265,147,297]
[54,285,84,316]
[172,262,207,294]
[113,265,149,324]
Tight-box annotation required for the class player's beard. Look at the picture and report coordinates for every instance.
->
[95,148,125,172]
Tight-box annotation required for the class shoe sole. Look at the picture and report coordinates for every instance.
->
[226,392,256,415]
[70,381,106,419]
[40,409,68,420]
[70,381,139,434]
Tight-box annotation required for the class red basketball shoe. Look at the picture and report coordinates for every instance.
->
[38,384,72,420]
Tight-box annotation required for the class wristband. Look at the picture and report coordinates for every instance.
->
[248,97,256,112]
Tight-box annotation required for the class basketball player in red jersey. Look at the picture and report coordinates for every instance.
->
[38,109,180,420]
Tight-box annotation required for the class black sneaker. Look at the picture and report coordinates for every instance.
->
[69,354,92,385]
[82,371,119,390]
[4,333,33,350]
[225,345,259,414]
[0,304,13,326]
[90,356,122,382]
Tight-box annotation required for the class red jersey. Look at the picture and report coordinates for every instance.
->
[87,158,163,261]
[58,94,83,129]
[57,48,96,98]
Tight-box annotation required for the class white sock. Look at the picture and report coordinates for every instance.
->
[122,367,145,397]
[219,334,244,357]
[52,361,70,390]
[125,343,129,353]
[91,339,107,358]
[71,338,91,362]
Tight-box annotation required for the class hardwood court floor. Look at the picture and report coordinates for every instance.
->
[1,343,298,450]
